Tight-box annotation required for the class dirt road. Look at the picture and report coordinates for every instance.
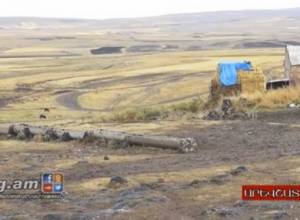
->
[55,72,211,111]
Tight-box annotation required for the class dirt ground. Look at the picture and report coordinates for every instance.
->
[1,110,300,220]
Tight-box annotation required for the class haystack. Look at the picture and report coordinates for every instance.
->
[238,69,266,94]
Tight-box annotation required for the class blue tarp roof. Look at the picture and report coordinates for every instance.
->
[218,61,252,87]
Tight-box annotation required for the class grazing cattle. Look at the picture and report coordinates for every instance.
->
[44,108,50,112]
[39,114,47,119]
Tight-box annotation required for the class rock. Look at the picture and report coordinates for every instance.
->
[216,207,238,217]
[288,103,297,108]
[60,132,73,142]
[230,166,248,176]
[202,207,238,217]
[210,174,230,185]
[42,214,63,220]
[228,112,249,120]
[104,155,110,161]
[43,129,59,141]
[234,200,249,207]
[112,186,168,211]
[108,176,128,188]
[222,99,234,115]
[189,179,207,187]
[70,214,92,220]
[248,217,259,220]
[273,210,289,220]
[82,131,97,143]
[109,139,129,149]
[189,179,201,186]
[17,127,33,140]
[207,99,249,121]
[8,125,17,137]
[206,111,221,120]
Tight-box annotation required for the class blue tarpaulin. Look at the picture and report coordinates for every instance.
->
[218,61,252,87]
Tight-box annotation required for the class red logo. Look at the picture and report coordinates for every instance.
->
[43,184,53,193]
[242,185,300,201]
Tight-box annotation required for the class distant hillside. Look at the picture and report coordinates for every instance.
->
[0,8,300,32]
[1,8,300,51]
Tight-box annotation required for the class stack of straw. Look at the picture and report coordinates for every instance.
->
[238,69,266,94]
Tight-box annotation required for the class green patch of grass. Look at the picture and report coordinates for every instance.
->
[171,98,204,113]
[109,98,204,122]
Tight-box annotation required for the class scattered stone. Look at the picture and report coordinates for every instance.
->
[230,166,248,176]
[206,98,250,121]
[8,125,17,137]
[189,179,207,187]
[201,207,238,217]
[210,174,230,185]
[273,210,289,220]
[60,132,73,142]
[234,200,249,207]
[82,131,98,143]
[112,186,168,211]
[44,108,50,112]
[206,110,221,120]
[248,217,259,220]
[228,112,249,120]
[222,99,234,115]
[70,214,92,220]
[180,138,196,153]
[110,139,129,149]
[288,103,297,108]
[216,207,238,217]
[104,155,110,161]
[17,127,33,140]
[108,176,128,188]
[189,179,201,186]
[42,214,63,220]
[201,208,217,216]
[43,129,59,141]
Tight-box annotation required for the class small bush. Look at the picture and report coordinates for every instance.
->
[109,98,204,122]
[172,98,203,113]
[110,107,164,122]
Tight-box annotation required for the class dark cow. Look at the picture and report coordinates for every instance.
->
[39,114,47,119]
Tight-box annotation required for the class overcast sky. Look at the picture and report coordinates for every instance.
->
[2,0,300,19]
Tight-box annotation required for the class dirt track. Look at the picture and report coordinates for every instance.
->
[55,72,211,111]
[1,110,300,219]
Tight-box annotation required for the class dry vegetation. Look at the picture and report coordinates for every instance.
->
[233,86,300,111]
[0,46,285,130]
[1,12,300,219]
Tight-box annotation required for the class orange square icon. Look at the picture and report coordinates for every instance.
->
[54,174,63,183]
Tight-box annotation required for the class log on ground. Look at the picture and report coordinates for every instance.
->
[2,124,197,153]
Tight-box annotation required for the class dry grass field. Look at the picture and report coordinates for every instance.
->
[0,45,285,131]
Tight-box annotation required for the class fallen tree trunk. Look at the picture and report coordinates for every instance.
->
[3,124,197,153]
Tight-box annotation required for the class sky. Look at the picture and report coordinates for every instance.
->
[1,0,300,19]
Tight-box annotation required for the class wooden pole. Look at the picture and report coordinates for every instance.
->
[3,124,197,153]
